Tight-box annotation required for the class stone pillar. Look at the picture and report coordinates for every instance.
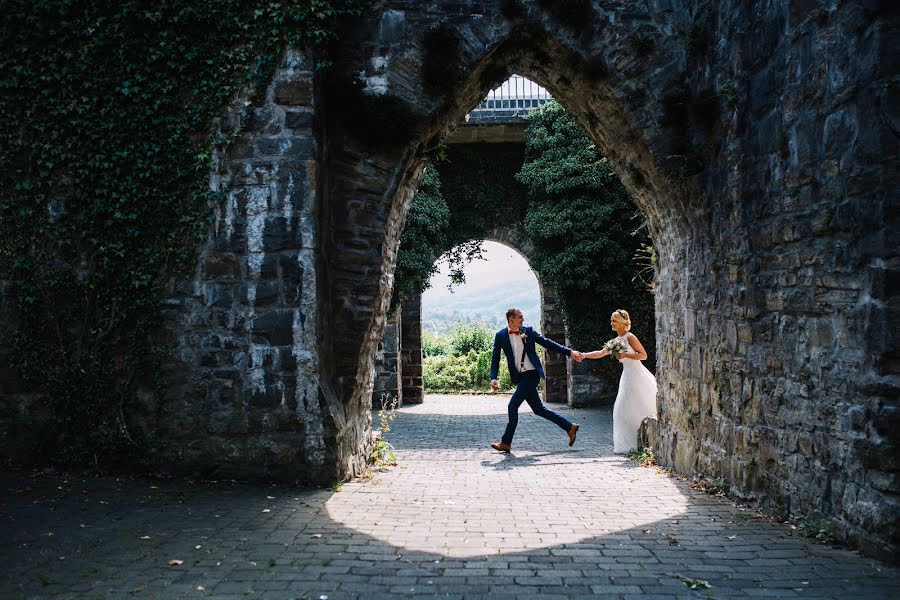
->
[400,292,424,405]
[566,336,609,407]
[540,283,567,404]
[371,307,401,409]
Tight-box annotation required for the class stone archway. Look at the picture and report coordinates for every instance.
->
[373,229,569,408]
[316,2,896,553]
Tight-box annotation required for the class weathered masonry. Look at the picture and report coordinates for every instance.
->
[1,2,896,558]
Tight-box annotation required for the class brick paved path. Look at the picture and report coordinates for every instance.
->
[1,395,897,599]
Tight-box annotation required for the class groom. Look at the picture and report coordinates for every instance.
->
[489,307,582,452]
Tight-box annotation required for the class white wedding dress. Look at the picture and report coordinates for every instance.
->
[612,333,658,453]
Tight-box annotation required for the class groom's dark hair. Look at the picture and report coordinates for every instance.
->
[505,307,519,321]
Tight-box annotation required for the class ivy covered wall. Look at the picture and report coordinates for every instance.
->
[0,0,366,471]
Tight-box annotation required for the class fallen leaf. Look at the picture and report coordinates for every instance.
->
[642,529,652,534]
[140,536,151,540]
[310,533,322,538]
[196,585,205,591]
[682,577,712,590]
[727,535,737,540]
[666,534,678,545]
[267,495,275,500]
[261,508,271,513]
[195,545,202,550]
[167,559,183,566]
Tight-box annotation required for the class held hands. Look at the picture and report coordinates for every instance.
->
[571,350,584,363]
[490,379,500,391]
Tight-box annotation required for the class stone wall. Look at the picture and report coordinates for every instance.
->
[650,1,899,557]
[371,308,401,408]
[153,49,338,481]
[319,0,897,557]
[399,293,424,405]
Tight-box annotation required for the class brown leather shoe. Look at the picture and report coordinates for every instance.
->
[490,442,512,452]
[568,423,580,447]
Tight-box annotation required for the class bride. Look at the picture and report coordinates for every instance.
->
[582,309,657,453]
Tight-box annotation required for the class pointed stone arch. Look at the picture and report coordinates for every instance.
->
[314,2,895,552]
[374,227,571,408]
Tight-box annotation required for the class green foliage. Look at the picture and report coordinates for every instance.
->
[423,352,480,392]
[0,0,366,468]
[392,166,450,304]
[370,393,398,466]
[422,325,511,393]
[393,143,530,301]
[625,447,656,466]
[448,322,492,356]
[422,329,451,358]
[517,102,655,385]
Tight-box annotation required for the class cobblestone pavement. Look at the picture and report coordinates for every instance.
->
[1,395,897,599]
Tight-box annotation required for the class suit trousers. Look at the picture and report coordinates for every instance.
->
[501,370,572,445]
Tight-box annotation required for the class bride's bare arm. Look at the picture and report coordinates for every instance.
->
[622,333,648,360]
[582,349,610,359]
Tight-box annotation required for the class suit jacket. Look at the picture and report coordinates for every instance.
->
[490,326,572,384]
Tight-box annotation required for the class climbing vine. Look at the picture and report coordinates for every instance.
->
[517,102,655,385]
[0,0,367,467]
[393,143,531,306]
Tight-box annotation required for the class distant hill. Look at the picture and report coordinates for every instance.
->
[422,285,541,333]
[421,241,543,334]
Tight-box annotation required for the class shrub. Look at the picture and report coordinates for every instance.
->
[449,322,493,356]
[422,329,451,357]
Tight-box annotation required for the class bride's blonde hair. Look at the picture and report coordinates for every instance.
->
[611,309,631,331]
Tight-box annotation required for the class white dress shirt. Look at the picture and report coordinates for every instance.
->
[509,329,536,372]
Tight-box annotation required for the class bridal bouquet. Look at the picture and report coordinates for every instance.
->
[603,338,627,359]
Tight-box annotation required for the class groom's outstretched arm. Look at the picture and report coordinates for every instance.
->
[530,329,573,357]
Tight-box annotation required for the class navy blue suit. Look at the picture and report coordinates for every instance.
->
[490,326,574,445]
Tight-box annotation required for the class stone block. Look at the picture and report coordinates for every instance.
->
[251,310,294,346]
[274,80,313,106]
[263,216,301,251]
[203,253,239,280]
[247,107,284,135]
[204,283,233,308]
[256,136,316,159]
[285,110,314,130]
[279,252,305,284]
[243,281,281,307]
